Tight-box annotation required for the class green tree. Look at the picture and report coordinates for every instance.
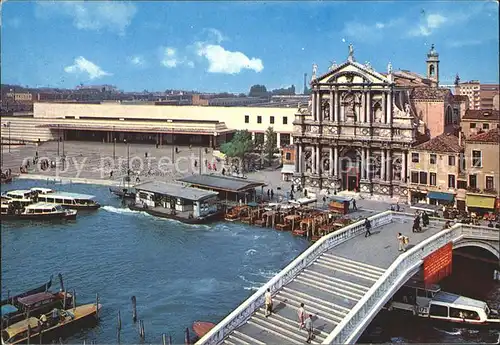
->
[264,126,278,166]
[249,84,269,98]
[220,130,254,171]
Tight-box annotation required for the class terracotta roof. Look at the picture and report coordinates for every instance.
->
[413,133,463,153]
[462,109,500,121]
[453,95,469,102]
[466,127,500,143]
[411,87,451,100]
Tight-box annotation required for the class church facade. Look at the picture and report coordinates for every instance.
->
[292,45,442,198]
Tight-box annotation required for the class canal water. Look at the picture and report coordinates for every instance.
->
[1,179,309,344]
[2,179,498,344]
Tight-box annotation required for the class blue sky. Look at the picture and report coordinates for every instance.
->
[1,1,498,93]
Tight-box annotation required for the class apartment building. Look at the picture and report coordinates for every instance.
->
[460,109,500,139]
[455,81,500,110]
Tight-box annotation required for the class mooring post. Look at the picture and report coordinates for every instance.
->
[131,296,137,323]
[58,273,65,292]
[73,289,77,311]
[169,334,172,345]
[63,290,67,310]
[138,319,145,339]
[95,293,99,320]
[162,333,167,345]
[185,327,190,345]
[117,310,122,331]
[27,325,31,345]
[39,328,43,345]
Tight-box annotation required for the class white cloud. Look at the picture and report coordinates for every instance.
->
[342,19,401,42]
[36,1,137,35]
[447,39,483,48]
[409,13,447,37]
[130,56,145,66]
[64,56,111,80]
[160,47,193,68]
[196,43,263,74]
[203,28,226,44]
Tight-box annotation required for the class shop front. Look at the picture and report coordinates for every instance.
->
[427,191,455,206]
[465,194,497,215]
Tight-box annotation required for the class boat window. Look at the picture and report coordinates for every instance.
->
[55,199,63,203]
[28,209,35,214]
[417,289,427,297]
[427,291,434,298]
[47,198,54,203]
[429,304,448,317]
[34,209,42,214]
[51,208,56,212]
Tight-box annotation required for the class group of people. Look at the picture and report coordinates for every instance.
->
[412,211,430,233]
[265,289,316,343]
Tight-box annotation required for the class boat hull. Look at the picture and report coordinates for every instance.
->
[1,277,52,306]
[129,204,224,224]
[109,187,135,199]
[0,213,76,221]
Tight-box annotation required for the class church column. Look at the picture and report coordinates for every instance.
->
[361,147,366,179]
[366,91,372,124]
[388,90,393,125]
[386,149,392,182]
[361,91,366,123]
[366,148,371,180]
[382,92,387,124]
[299,144,304,174]
[295,143,300,173]
[316,92,322,123]
[329,91,334,122]
[334,89,339,122]
[381,149,386,181]
[316,145,321,175]
[311,91,316,121]
[334,146,339,177]
[329,146,333,176]
[311,146,315,174]
[402,150,407,183]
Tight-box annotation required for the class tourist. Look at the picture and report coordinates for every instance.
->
[51,308,59,323]
[267,189,270,200]
[40,313,47,326]
[364,218,372,237]
[222,167,226,175]
[264,288,273,317]
[422,211,429,227]
[290,191,294,200]
[305,314,314,343]
[213,163,217,171]
[488,221,494,228]
[291,184,295,192]
[194,160,198,168]
[110,171,113,178]
[322,196,326,205]
[398,233,406,252]
[297,303,305,330]
[271,189,274,200]
[352,199,357,210]
[396,202,400,212]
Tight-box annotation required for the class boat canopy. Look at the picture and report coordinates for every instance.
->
[1,304,18,315]
[17,292,54,307]
[432,291,488,309]
[44,192,96,200]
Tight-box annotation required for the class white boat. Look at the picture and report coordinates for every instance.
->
[1,202,77,220]
[35,192,100,210]
[30,187,55,195]
[388,278,500,327]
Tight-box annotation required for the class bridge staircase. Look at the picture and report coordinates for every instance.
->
[221,255,386,345]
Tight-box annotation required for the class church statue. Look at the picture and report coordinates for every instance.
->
[387,61,393,74]
[329,61,337,71]
[348,44,354,61]
[311,64,318,80]
[365,61,372,69]
[404,103,411,116]
[323,101,330,120]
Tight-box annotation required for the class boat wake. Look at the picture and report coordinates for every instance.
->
[102,206,145,215]
[433,327,462,335]
[245,249,257,256]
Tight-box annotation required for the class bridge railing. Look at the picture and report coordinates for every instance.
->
[324,222,496,344]
[195,210,394,345]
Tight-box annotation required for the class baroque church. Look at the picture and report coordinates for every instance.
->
[292,44,462,199]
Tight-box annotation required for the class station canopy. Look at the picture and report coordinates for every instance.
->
[135,181,218,201]
[178,174,266,193]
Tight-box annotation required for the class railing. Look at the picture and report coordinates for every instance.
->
[195,211,394,345]
[324,222,498,344]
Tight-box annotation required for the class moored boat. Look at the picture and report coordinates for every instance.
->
[192,321,215,339]
[1,203,77,220]
[1,276,53,306]
[34,192,100,210]
[1,303,102,345]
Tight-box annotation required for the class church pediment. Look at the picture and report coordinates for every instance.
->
[317,61,390,85]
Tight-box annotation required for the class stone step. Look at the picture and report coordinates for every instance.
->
[323,254,386,274]
[248,318,305,345]
[232,330,266,345]
[318,256,384,279]
[253,312,324,344]
[279,290,345,322]
[282,286,351,314]
[295,275,361,301]
[316,258,380,281]
[301,269,368,295]
[255,309,329,340]
[307,263,375,288]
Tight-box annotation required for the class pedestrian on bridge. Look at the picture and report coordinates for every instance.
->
[305,314,314,343]
[297,303,305,330]
[364,218,372,237]
[265,288,273,317]
[398,232,406,252]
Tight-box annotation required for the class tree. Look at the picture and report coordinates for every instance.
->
[220,130,254,171]
[264,126,278,166]
[249,84,268,98]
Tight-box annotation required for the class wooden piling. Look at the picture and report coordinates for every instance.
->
[162,333,167,345]
[58,273,65,292]
[117,310,122,331]
[138,319,145,339]
[63,290,67,310]
[72,289,77,311]
[131,296,137,323]
[169,334,172,345]
[95,293,99,320]
[27,325,31,345]
[184,327,190,345]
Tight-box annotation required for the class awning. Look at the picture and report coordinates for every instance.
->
[281,164,295,174]
[466,195,496,209]
[428,191,454,202]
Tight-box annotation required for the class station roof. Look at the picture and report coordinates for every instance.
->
[135,181,218,201]
[178,174,266,193]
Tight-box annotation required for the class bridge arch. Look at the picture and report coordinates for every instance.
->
[454,240,499,259]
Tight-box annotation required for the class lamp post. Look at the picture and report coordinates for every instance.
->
[62,135,65,170]
[58,137,61,157]
[167,119,174,162]
[113,138,116,161]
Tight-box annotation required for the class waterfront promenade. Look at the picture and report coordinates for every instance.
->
[198,214,498,345]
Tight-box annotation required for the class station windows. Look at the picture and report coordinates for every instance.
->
[430,172,437,186]
[244,115,249,123]
[448,156,455,166]
[448,174,456,188]
[486,176,494,190]
[430,154,436,164]
[419,171,428,185]
[412,153,419,163]
[411,171,419,184]
[472,150,482,168]
[270,116,275,124]
[257,116,262,124]
[283,116,288,125]
[483,123,489,130]
[470,123,476,129]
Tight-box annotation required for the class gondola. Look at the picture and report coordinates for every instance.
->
[1,276,53,306]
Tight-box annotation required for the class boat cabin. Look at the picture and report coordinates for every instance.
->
[22,203,66,215]
[426,291,495,323]
[4,190,33,202]
[16,292,60,313]
[410,203,441,217]
[135,181,220,218]
[36,192,99,208]
[390,278,441,311]
[30,187,55,195]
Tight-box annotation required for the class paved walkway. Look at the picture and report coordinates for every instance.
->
[219,215,444,345]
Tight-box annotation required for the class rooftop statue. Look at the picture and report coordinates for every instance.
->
[311,63,318,80]
[348,44,354,61]
[387,61,393,74]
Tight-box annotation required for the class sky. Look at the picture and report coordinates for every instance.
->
[1,1,499,93]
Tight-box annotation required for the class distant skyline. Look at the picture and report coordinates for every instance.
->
[1,1,499,93]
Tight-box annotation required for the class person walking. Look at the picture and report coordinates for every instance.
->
[398,232,406,252]
[267,189,271,200]
[270,189,274,200]
[305,314,314,343]
[364,218,372,237]
[291,184,295,193]
[422,211,429,227]
[352,199,357,211]
[297,303,306,330]
[264,288,273,317]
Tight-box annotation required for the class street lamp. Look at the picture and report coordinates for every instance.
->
[62,135,65,170]
[167,119,174,162]
[113,137,116,160]
[57,137,61,157]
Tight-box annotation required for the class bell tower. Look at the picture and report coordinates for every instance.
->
[426,44,439,87]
